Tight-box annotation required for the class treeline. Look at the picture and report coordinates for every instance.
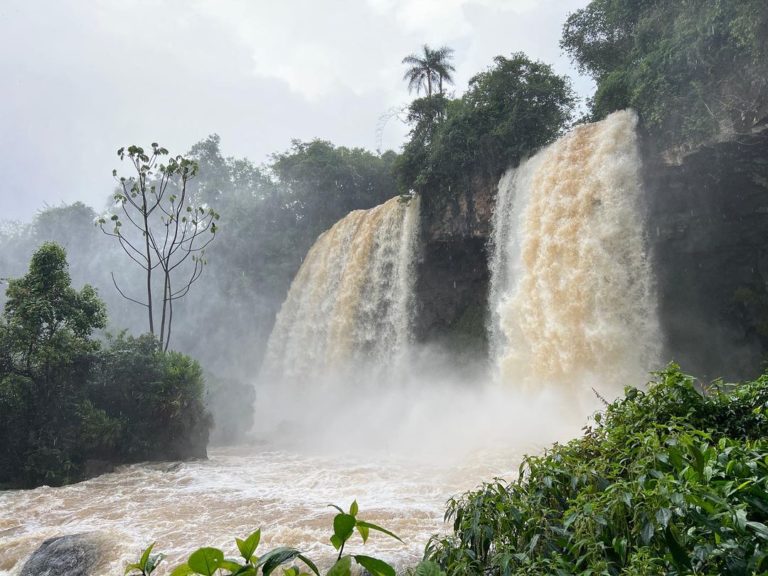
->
[395,53,574,200]
[0,244,209,487]
[562,0,768,151]
[0,138,399,444]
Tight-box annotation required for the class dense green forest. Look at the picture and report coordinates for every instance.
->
[561,0,768,150]
[0,137,400,444]
[0,244,209,487]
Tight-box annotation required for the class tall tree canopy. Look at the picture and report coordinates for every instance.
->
[396,52,574,196]
[561,0,768,149]
[0,243,106,485]
[402,44,456,97]
[98,144,220,351]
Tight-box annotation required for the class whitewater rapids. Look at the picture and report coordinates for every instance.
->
[0,446,524,575]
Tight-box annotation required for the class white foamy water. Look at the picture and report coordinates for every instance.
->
[262,195,420,381]
[489,110,660,394]
[0,445,531,575]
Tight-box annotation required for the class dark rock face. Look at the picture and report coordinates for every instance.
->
[414,174,495,357]
[20,533,102,576]
[415,128,768,382]
[646,128,768,381]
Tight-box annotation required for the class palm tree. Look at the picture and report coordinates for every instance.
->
[402,45,455,97]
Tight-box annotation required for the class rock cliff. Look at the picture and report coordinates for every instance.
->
[647,126,768,381]
[413,174,495,357]
[415,126,768,381]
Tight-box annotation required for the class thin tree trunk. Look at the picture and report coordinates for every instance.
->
[164,295,173,352]
[159,270,169,348]
[143,197,154,336]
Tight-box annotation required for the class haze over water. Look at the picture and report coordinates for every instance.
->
[1,110,658,575]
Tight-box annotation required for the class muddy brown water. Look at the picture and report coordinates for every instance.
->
[0,445,520,575]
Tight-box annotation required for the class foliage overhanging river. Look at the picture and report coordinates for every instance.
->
[1,110,658,574]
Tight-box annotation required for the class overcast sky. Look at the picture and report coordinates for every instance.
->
[0,0,592,223]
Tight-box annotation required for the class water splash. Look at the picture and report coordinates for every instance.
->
[262,195,420,380]
[489,110,660,392]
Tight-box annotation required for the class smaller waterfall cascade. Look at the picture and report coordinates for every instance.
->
[489,110,660,390]
[262,195,420,380]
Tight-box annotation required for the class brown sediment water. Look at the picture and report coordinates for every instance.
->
[0,445,522,575]
[489,109,660,393]
[262,195,420,381]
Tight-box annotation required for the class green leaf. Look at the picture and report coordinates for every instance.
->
[736,508,748,530]
[145,553,165,574]
[169,564,194,576]
[641,521,654,545]
[353,555,396,576]
[258,547,304,576]
[611,536,627,563]
[656,508,672,529]
[355,521,403,543]
[139,543,155,571]
[236,529,261,562]
[296,554,320,576]
[219,559,245,572]
[333,513,356,544]
[357,523,370,543]
[326,556,352,576]
[747,521,768,541]
[124,563,142,575]
[188,547,224,576]
[330,534,343,550]
[349,500,359,517]
[413,560,446,576]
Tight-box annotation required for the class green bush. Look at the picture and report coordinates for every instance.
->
[0,244,211,487]
[88,333,211,462]
[426,366,768,575]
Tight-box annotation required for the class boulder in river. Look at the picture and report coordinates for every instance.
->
[20,533,103,576]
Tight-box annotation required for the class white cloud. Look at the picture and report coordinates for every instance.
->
[0,0,592,221]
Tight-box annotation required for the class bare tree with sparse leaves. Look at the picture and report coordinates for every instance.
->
[98,143,219,351]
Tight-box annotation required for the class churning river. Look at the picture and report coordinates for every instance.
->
[1,445,524,575]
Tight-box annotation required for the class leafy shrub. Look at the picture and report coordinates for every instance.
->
[88,333,211,462]
[425,366,768,575]
[0,244,211,487]
[127,501,405,576]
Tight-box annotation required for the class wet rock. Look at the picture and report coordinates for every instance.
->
[20,533,102,576]
[647,126,768,380]
[416,173,495,357]
[83,459,115,479]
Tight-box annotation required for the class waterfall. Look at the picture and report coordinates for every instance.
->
[263,195,420,380]
[489,110,659,390]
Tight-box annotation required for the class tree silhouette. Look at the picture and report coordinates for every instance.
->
[402,44,455,97]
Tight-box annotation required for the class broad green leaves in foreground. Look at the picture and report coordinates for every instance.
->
[127,501,412,576]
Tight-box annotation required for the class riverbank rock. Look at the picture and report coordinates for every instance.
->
[20,533,104,576]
